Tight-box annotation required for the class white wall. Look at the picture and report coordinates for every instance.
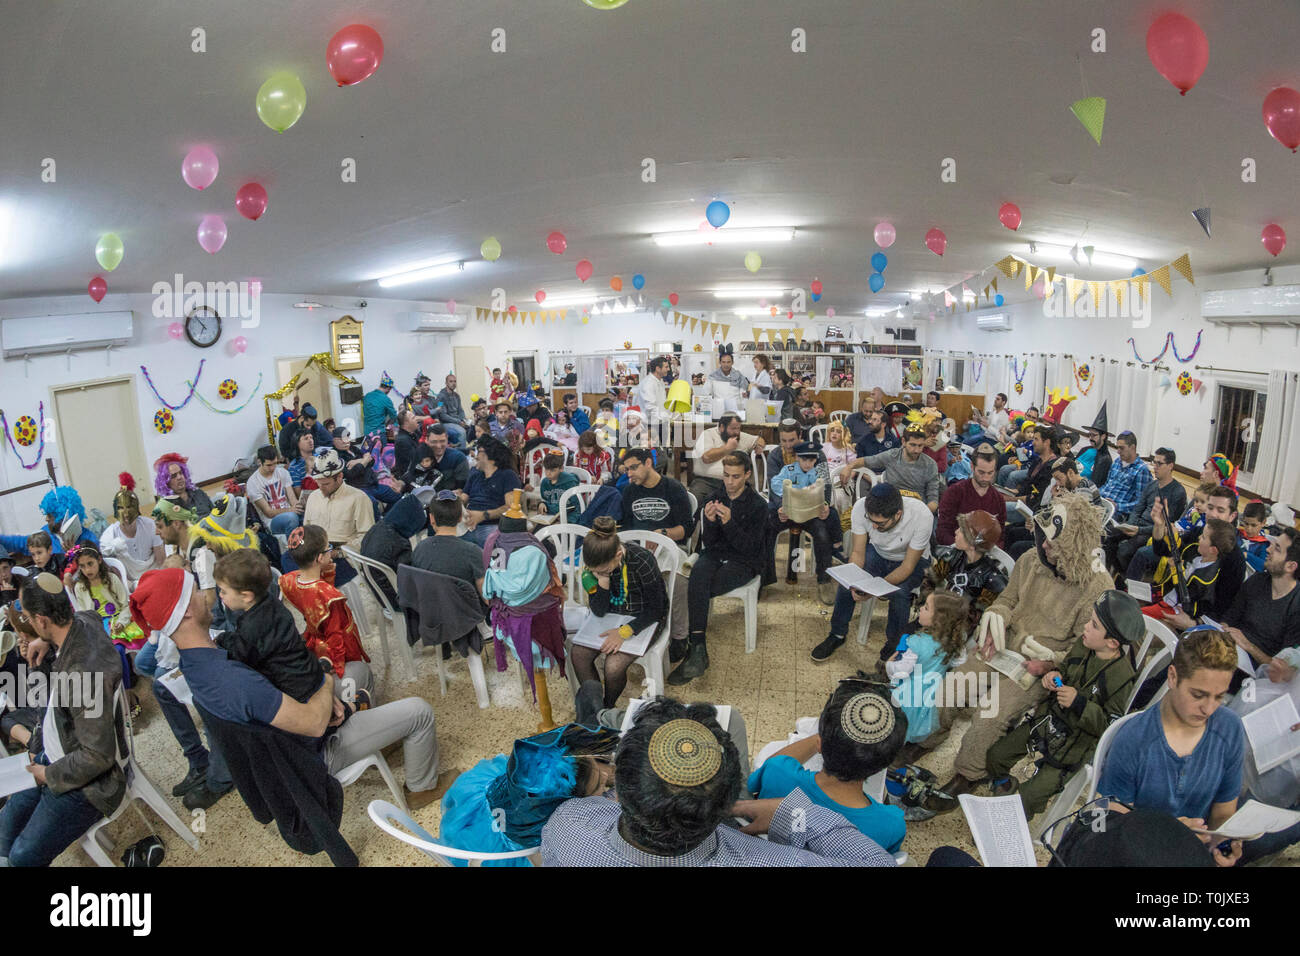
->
[925,265,1300,499]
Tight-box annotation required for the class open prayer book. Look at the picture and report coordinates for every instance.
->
[1125,579,1153,603]
[1203,800,1300,841]
[983,648,1039,690]
[958,794,1037,867]
[1242,695,1300,775]
[570,611,657,657]
[1007,500,1035,521]
[529,512,560,527]
[0,752,38,799]
[826,564,898,597]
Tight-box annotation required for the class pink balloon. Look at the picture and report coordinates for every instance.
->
[445,298,456,313]
[249,279,263,296]
[1262,223,1287,257]
[182,145,219,191]
[1263,87,1300,152]
[235,182,268,220]
[535,290,546,304]
[826,307,836,318]
[546,231,567,254]
[197,215,227,254]
[168,322,184,340]
[231,335,248,354]
[925,228,947,256]
[576,259,594,282]
[873,222,896,248]
[998,202,1022,231]
[88,276,107,302]
[326,24,384,87]
[1146,12,1209,96]
[758,298,767,308]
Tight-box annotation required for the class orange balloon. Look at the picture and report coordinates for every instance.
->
[769,306,778,316]
[610,276,623,291]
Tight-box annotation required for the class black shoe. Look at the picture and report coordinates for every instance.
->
[171,767,207,797]
[810,634,845,662]
[990,776,1019,797]
[668,639,689,664]
[785,568,799,585]
[183,784,233,811]
[666,642,709,685]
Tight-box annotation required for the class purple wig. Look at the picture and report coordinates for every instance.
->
[153,453,196,496]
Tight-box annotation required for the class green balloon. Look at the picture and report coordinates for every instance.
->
[256,72,307,133]
[480,237,502,261]
[660,298,671,309]
[582,0,630,8]
[95,233,124,272]
[744,251,762,273]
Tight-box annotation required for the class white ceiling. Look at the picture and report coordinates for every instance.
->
[2,0,1298,319]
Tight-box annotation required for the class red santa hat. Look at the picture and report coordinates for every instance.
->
[129,568,195,644]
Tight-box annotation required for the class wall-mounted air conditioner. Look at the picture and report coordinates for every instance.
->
[1201,285,1300,325]
[1,310,134,359]
[396,311,466,332]
[976,312,1012,332]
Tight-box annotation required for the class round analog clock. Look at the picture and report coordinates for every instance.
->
[185,305,222,349]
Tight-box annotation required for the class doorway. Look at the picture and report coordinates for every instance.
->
[509,352,536,392]
[275,357,334,427]
[51,375,150,513]
[1211,384,1266,487]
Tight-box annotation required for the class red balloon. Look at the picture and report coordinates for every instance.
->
[668,293,679,306]
[925,228,947,256]
[1146,13,1209,96]
[1262,223,1287,257]
[787,310,794,319]
[326,24,384,87]
[998,202,1021,231]
[535,290,546,304]
[546,231,567,254]
[235,182,268,221]
[576,259,594,282]
[508,305,517,313]
[88,276,107,302]
[810,279,823,296]
[1263,87,1300,152]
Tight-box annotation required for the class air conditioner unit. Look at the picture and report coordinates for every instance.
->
[976,312,1012,332]
[1,310,134,358]
[396,311,466,332]
[1201,284,1300,325]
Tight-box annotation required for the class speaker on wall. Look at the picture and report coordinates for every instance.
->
[339,383,363,404]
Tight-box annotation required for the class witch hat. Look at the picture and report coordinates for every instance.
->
[1088,401,1109,436]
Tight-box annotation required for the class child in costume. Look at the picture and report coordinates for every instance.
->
[887,590,970,743]
[1176,481,1215,537]
[1238,500,1270,574]
[487,366,513,404]
[278,525,371,682]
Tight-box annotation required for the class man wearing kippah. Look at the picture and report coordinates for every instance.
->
[838,424,942,514]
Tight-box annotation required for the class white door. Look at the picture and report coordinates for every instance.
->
[454,346,486,404]
[51,376,150,516]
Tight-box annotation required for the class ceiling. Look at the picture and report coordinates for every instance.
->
[2,0,1298,320]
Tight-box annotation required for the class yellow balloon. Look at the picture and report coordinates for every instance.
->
[480,237,502,261]
[582,0,630,8]
[256,72,307,133]
[95,233,124,272]
[744,251,761,273]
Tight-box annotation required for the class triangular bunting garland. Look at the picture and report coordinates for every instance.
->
[994,256,1017,278]
[1070,96,1106,144]
[1088,281,1103,305]
[1150,265,1172,295]
[1171,253,1194,285]
[720,324,730,342]
[1112,281,1125,310]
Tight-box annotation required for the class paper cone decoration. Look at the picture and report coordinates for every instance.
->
[1083,245,1095,265]
[1150,264,1173,295]
[794,328,804,347]
[1113,280,1125,310]
[689,317,698,333]
[1192,378,1204,395]
[1088,281,1103,305]
[1045,266,1056,285]
[1192,208,1212,239]
[1067,276,1084,302]
[1160,374,1173,389]
[1171,253,1195,285]
[1070,96,1106,144]
[994,256,1017,278]
[720,324,730,341]
[991,277,998,293]
[752,327,762,345]
[1070,244,1082,265]
[665,378,693,413]
[1024,265,1035,291]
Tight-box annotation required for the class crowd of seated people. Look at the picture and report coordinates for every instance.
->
[2,363,1298,870]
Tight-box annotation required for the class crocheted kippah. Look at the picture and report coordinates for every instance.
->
[647,719,723,787]
[840,692,896,744]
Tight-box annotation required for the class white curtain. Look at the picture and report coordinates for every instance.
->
[1255,370,1300,502]
[578,356,606,395]
[815,355,832,389]
[1114,363,1159,456]
[857,356,898,393]
[980,356,1008,412]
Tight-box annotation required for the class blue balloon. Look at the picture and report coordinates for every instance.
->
[1131,267,1146,278]
[869,272,885,293]
[705,200,730,228]
[632,273,645,290]
[995,294,1004,306]
[811,292,821,302]
[870,252,888,273]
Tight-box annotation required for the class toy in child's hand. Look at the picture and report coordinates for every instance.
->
[1052,676,1063,688]
[896,635,909,655]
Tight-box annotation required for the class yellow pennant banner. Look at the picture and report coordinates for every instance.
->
[794,328,804,347]
[1171,253,1195,285]
[1112,280,1125,310]
[1149,265,1172,295]
[720,324,731,342]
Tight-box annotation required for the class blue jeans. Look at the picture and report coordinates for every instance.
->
[135,643,231,790]
[460,523,496,549]
[998,465,1027,488]
[268,511,301,534]
[444,424,467,448]
[0,760,104,866]
[828,545,929,658]
[1126,544,1158,581]
[1239,793,1300,864]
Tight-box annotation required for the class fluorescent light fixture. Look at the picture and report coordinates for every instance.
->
[539,290,599,306]
[731,306,782,317]
[653,227,797,247]
[711,286,789,299]
[376,259,472,288]
[1031,242,1137,271]
[293,300,327,310]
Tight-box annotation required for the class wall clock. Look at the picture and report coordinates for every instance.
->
[185,305,222,349]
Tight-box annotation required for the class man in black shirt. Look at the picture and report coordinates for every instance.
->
[619,448,693,545]
[392,409,422,484]
[1223,528,1300,668]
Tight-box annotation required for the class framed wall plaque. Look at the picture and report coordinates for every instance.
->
[330,315,364,370]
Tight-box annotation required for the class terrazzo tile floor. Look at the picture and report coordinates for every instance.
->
[53,559,1299,868]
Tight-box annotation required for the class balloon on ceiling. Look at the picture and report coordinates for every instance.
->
[1262,223,1287,257]
[744,251,761,273]
[235,182,268,220]
[582,0,630,8]
[182,146,219,191]
[873,222,896,248]
[256,72,307,132]
[632,273,645,290]
[1262,87,1300,152]
[868,273,884,293]
[705,200,730,228]
[197,215,228,254]
[535,290,546,303]
[95,233,124,271]
[668,293,679,306]
[995,294,1005,306]
[1145,12,1209,96]
[88,276,107,303]
[870,252,887,273]
[480,237,502,261]
[610,276,623,291]
[326,24,384,86]
[576,259,593,282]
[546,231,567,254]
[925,228,947,256]
[998,202,1021,231]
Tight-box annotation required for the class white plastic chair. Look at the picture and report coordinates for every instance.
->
[579,405,593,421]
[686,490,700,554]
[775,527,812,578]
[368,799,540,866]
[102,556,132,592]
[336,752,408,813]
[809,423,828,445]
[535,523,591,608]
[562,465,592,483]
[988,546,1016,578]
[1032,711,1142,841]
[752,449,769,501]
[716,572,762,653]
[852,467,885,501]
[525,443,565,490]
[341,547,416,682]
[830,410,850,422]
[1099,498,1117,527]
[79,686,201,866]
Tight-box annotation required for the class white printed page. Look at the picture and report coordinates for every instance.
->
[959,794,1036,867]
[1242,695,1300,774]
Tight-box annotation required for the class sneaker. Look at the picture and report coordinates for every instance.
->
[817,575,837,606]
[990,776,1020,797]
[404,769,458,811]
[668,639,689,664]
[666,642,709,685]
[810,634,845,662]
[183,784,233,811]
[171,767,207,797]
